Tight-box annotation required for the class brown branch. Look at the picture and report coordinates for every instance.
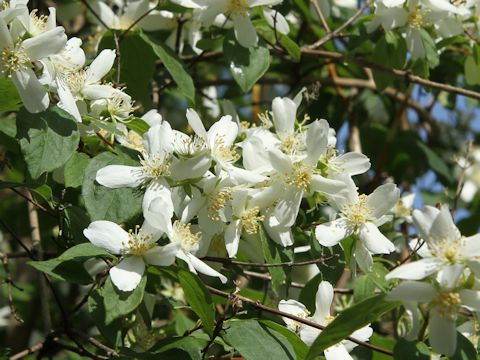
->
[310,0,331,33]
[202,255,335,268]
[0,253,23,323]
[206,285,394,356]
[309,0,373,49]
[9,187,55,217]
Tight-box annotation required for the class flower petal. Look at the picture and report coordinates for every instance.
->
[143,243,180,266]
[459,289,480,312]
[186,108,207,138]
[11,68,49,113]
[312,281,334,324]
[232,13,258,48]
[386,281,436,303]
[315,218,349,247]
[144,122,174,156]
[428,308,457,356]
[263,8,289,35]
[271,97,296,138]
[109,256,145,292]
[278,299,307,330]
[359,222,395,254]
[324,344,352,360]
[23,27,67,60]
[385,258,442,281]
[225,220,241,258]
[354,241,373,272]
[83,220,128,254]
[143,183,174,234]
[86,49,115,84]
[366,183,400,219]
[96,165,144,188]
[56,79,81,122]
[183,252,228,283]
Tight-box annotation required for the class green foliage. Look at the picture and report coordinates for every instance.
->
[0,78,22,112]
[223,31,271,93]
[305,294,400,360]
[82,150,143,222]
[64,152,90,188]
[178,269,215,337]
[16,106,80,179]
[223,319,296,360]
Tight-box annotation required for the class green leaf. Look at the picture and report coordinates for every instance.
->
[178,269,215,337]
[450,332,477,360]
[371,31,406,91]
[419,29,439,69]
[140,32,195,104]
[0,78,22,112]
[127,117,150,136]
[259,226,288,294]
[98,31,156,107]
[393,339,429,360]
[353,263,389,302]
[223,319,296,360]
[27,243,114,285]
[82,150,143,222]
[465,56,480,86]
[88,288,122,346]
[64,152,90,188]
[223,30,270,93]
[417,142,453,185]
[28,259,93,285]
[305,294,399,360]
[102,276,147,325]
[16,106,80,179]
[259,320,308,360]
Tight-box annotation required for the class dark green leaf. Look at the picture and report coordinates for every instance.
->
[127,117,150,136]
[64,152,90,188]
[28,259,93,285]
[259,226,287,294]
[353,263,389,302]
[16,106,80,179]
[103,276,147,325]
[394,339,429,360]
[450,332,477,360]
[0,78,22,112]
[140,32,195,103]
[178,269,215,337]
[223,319,296,360]
[88,288,122,346]
[305,294,399,360]
[259,320,308,359]
[82,150,142,222]
[417,142,453,185]
[223,31,270,93]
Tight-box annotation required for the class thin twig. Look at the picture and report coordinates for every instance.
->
[206,285,394,356]
[0,253,23,323]
[202,255,336,268]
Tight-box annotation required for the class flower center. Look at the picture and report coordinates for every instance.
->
[228,0,249,15]
[409,8,427,29]
[172,221,200,251]
[280,133,304,155]
[63,69,87,94]
[430,238,462,264]
[208,188,232,221]
[125,131,144,152]
[123,225,155,256]
[29,9,49,36]
[140,152,171,181]
[175,133,206,157]
[212,136,239,163]
[291,309,310,331]
[342,194,372,228]
[240,206,264,234]
[394,199,411,219]
[108,92,134,121]
[433,292,461,320]
[286,162,312,190]
[0,46,30,76]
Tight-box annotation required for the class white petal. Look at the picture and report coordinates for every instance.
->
[354,241,373,272]
[312,281,334,323]
[170,155,211,180]
[331,152,371,176]
[272,97,296,138]
[56,79,81,122]
[459,289,480,311]
[263,212,294,247]
[83,220,128,254]
[385,258,442,280]
[310,175,347,196]
[366,183,400,219]
[225,220,241,258]
[232,13,258,48]
[386,281,436,303]
[412,206,440,240]
[143,243,180,266]
[429,205,460,243]
[183,252,228,283]
[109,256,145,292]
[86,49,115,84]
[274,189,303,227]
[315,218,349,247]
[225,166,267,185]
[263,8,289,35]
[429,309,457,356]
[96,165,144,188]
[11,68,48,113]
[87,0,117,27]
[207,115,238,148]
[305,119,329,166]
[22,27,67,60]
[324,344,353,360]
[462,234,480,257]
[143,183,174,234]
[299,326,321,346]
[359,222,395,254]
[186,108,207,138]
[82,84,115,99]
[141,109,163,127]
[268,148,293,174]
[144,122,174,156]
[436,264,464,290]
[278,299,308,330]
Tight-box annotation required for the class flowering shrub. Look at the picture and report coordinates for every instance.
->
[1,0,480,359]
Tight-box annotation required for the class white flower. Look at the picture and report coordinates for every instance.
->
[167,220,228,283]
[173,0,284,47]
[459,148,480,203]
[387,281,480,356]
[386,205,480,288]
[279,281,373,359]
[391,192,415,223]
[116,109,163,151]
[315,182,399,271]
[0,16,67,113]
[84,220,179,291]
